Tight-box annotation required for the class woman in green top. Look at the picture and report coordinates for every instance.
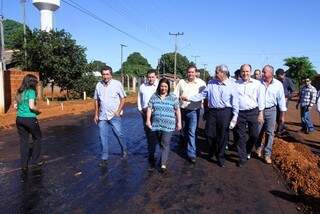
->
[15,74,43,175]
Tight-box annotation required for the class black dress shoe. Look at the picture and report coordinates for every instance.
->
[217,162,225,168]
[148,161,155,172]
[98,160,108,167]
[189,157,196,164]
[237,160,246,168]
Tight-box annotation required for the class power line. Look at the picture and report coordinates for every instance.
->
[61,0,163,52]
[99,0,169,45]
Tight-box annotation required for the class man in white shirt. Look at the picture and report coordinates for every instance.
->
[137,69,158,169]
[257,65,287,164]
[234,64,265,167]
[174,65,206,163]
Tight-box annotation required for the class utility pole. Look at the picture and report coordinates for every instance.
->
[169,32,183,82]
[21,0,27,68]
[191,55,200,66]
[120,43,127,85]
[0,13,5,113]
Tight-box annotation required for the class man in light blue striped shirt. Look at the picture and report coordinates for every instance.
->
[257,65,286,164]
[94,66,127,167]
[183,64,239,167]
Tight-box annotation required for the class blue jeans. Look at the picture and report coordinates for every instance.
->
[182,109,200,159]
[98,116,127,160]
[258,106,277,157]
[301,106,315,132]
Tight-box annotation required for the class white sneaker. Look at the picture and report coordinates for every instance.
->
[160,164,167,173]
[265,156,272,164]
[256,147,262,157]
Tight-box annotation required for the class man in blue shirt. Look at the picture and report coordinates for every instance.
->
[182,64,239,167]
[94,66,127,167]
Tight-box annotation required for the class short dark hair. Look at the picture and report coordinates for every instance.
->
[187,64,197,71]
[234,69,241,77]
[100,65,113,75]
[240,64,252,71]
[275,68,285,76]
[156,78,171,96]
[147,69,157,76]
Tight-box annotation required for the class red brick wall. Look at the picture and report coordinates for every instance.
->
[4,69,40,112]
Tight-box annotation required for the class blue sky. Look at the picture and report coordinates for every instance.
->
[4,0,320,75]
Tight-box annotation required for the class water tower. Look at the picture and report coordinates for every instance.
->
[33,0,60,32]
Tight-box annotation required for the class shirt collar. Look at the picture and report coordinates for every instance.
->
[186,78,199,84]
[147,80,158,87]
[261,78,274,86]
[101,79,112,86]
[240,77,254,84]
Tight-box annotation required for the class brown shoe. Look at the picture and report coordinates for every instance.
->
[264,156,272,164]
[256,147,262,158]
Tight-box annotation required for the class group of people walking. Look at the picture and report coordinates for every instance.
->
[14,64,320,177]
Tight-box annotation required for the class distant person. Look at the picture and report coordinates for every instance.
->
[174,65,206,164]
[317,90,320,115]
[196,69,201,78]
[234,64,265,167]
[253,69,262,80]
[275,68,295,135]
[276,68,295,105]
[233,69,241,81]
[137,69,158,170]
[15,74,43,179]
[182,65,239,167]
[257,65,286,164]
[94,66,127,167]
[296,78,317,134]
[146,78,182,173]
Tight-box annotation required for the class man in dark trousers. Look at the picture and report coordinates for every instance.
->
[275,68,295,135]
[234,64,265,167]
[182,64,239,167]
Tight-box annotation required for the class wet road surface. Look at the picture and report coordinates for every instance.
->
[0,107,299,213]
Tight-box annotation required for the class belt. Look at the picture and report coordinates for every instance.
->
[239,107,258,112]
[265,105,276,110]
[209,107,231,111]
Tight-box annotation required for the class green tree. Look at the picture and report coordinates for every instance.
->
[88,60,107,72]
[121,52,151,76]
[13,29,87,98]
[284,56,317,89]
[197,68,210,81]
[3,19,29,49]
[73,73,99,98]
[158,52,190,77]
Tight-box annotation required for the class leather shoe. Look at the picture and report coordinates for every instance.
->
[217,162,225,168]
[98,160,108,167]
[237,160,246,168]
